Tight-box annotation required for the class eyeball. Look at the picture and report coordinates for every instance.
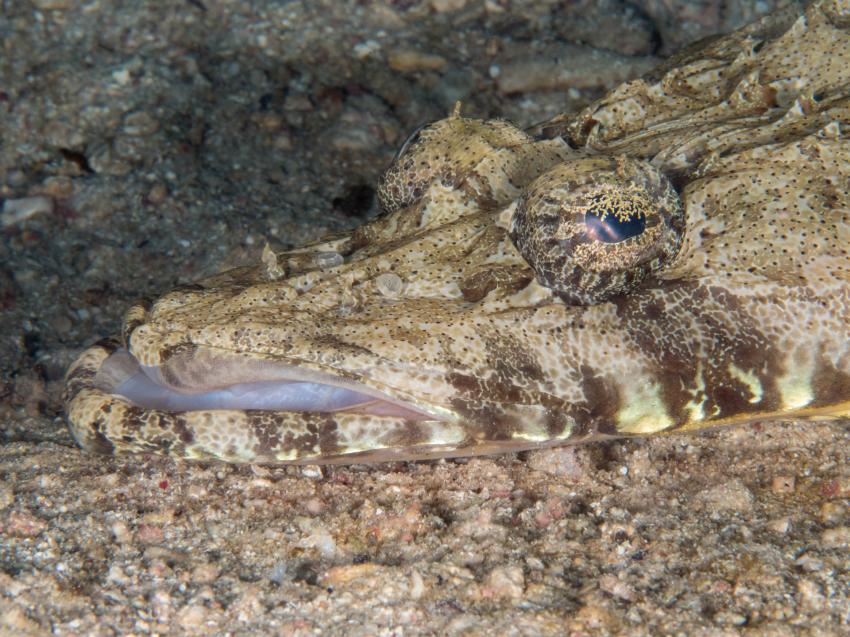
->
[377,115,529,213]
[377,111,570,214]
[510,156,684,305]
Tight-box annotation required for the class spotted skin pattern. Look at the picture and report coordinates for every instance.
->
[65,0,850,464]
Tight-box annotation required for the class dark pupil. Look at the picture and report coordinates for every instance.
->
[585,209,646,244]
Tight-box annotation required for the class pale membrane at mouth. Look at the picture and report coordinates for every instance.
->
[94,348,438,420]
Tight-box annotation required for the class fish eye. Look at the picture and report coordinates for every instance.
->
[376,114,549,215]
[510,156,684,305]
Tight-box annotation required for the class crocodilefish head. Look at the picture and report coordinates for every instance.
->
[64,108,849,463]
[65,1,850,463]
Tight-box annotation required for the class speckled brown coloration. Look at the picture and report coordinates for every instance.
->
[65,0,850,463]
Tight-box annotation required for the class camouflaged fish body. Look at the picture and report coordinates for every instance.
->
[65,0,850,464]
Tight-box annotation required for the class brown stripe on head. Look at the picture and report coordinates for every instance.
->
[448,372,497,405]
[122,302,151,346]
[170,414,195,446]
[119,405,148,433]
[541,408,578,439]
[100,405,188,457]
[480,332,546,390]
[447,368,605,443]
[379,418,446,449]
[63,338,121,402]
[460,265,534,303]
[247,412,342,460]
[447,372,529,411]
[313,415,343,457]
[446,369,541,443]
[614,281,785,425]
[154,342,199,385]
[574,364,623,436]
[307,335,377,361]
[96,337,122,355]
[248,412,284,453]
[86,418,116,455]
[63,367,97,403]
[810,354,850,410]
[444,397,529,443]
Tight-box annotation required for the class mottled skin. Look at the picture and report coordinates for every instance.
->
[65,0,850,464]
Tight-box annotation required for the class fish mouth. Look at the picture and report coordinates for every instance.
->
[94,347,445,422]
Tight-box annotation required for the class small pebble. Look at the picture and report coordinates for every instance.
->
[572,601,621,631]
[300,464,323,478]
[387,48,448,72]
[151,591,173,622]
[819,501,846,525]
[110,520,133,544]
[409,570,426,600]
[323,563,380,586]
[177,605,208,630]
[106,564,129,585]
[821,526,850,549]
[598,573,635,601]
[795,554,824,573]
[88,142,132,175]
[525,557,545,571]
[771,475,796,494]
[252,112,283,132]
[354,39,381,59]
[527,446,591,478]
[699,479,754,513]
[147,183,168,204]
[484,0,504,14]
[429,0,467,11]
[41,176,74,199]
[268,562,288,585]
[0,486,14,510]
[304,498,325,515]
[273,131,294,151]
[3,511,47,537]
[1,196,53,227]
[797,579,827,612]
[283,93,313,112]
[329,125,378,152]
[483,566,524,600]
[137,524,165,544]
[819,476,850,498]
[122,111,160,136]
[0,606,41,634]
[714,611,748,626]
[766,517,790,534]
[191,563,220,584]
[50,314,73,335]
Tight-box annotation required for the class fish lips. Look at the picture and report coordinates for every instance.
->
[94,346,446,421]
